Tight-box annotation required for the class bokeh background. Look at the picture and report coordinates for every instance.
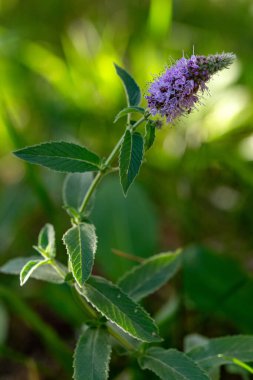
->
[1,0,253,379]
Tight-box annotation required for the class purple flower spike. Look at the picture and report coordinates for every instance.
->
[146,53,236,123]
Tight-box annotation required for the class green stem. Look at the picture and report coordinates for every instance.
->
[49,115,148,353]
[107,324,136,351]
[50,259,68,279]
[74,285,98,318]
[78,115,146,214]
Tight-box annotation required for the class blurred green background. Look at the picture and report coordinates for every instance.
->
[1,0,253,379]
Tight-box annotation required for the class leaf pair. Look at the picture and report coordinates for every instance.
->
[114,65,157,195]
[21,223,57,285]
[0,256,65,284]
[77,251,182,344]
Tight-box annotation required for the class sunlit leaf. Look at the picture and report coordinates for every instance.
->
[38,223,56,258]
[63,223,97,286]
[114,64,141,106]
[0,257,65,284]
[82,276,161,343]
[14,141,101,173]
[20,259,50,286]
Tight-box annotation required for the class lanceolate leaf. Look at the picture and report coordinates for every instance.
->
[63,172,94,215]
[114,63,141,106]
[114,106,145,123]
[118,251,182,301]
[74,327,111,380]
[20,259,50,286]
[188,335,253,371]
[63,223,97,287]
[119,130,144,196]
[82,276,161,343]
[38,223,56,258]
[0,257,65,284]
[138,347,210,380]
[14,141,101,173]
[145,120,156,150]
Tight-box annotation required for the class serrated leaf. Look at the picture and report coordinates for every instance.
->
[81,276,161,343]
[0,257,65,284]
[74,326,111,380]
[63,172,94,215]
[114,106,145,123]
[119,130,144,196]
[145,120,156,150]
[118,251,182,301]
[63,223,97,287]
[14,141,101,173]
[114,63,141,106]
[38,223,56,258]
[188,335,253,371]
[20,259,50,286]
[138,347,210,380]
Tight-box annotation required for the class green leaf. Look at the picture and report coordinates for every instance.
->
[38,223,56,258]
[114,106,145,123]
[188,335,253,371]
[114,63,141,106]
[82,276,161,343]
[14,141,101,173]
[63,223,97,287]
[0,257,65,284]
[73,326,111,380]
[145,120,156,150]
[138,347,210,380]
[20,259,50,286]
[118,251,181,301]
[63,172,94,215]
[119,130,144,196]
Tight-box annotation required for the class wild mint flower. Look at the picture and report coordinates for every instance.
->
[146,53,236,123]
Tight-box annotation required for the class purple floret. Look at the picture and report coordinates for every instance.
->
[146,53,236,123]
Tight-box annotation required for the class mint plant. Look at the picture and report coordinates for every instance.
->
[2,53,253,379]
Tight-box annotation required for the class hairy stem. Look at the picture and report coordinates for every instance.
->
[50,259,68,279]
[78,115,146,214]
[107,324,136,351]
